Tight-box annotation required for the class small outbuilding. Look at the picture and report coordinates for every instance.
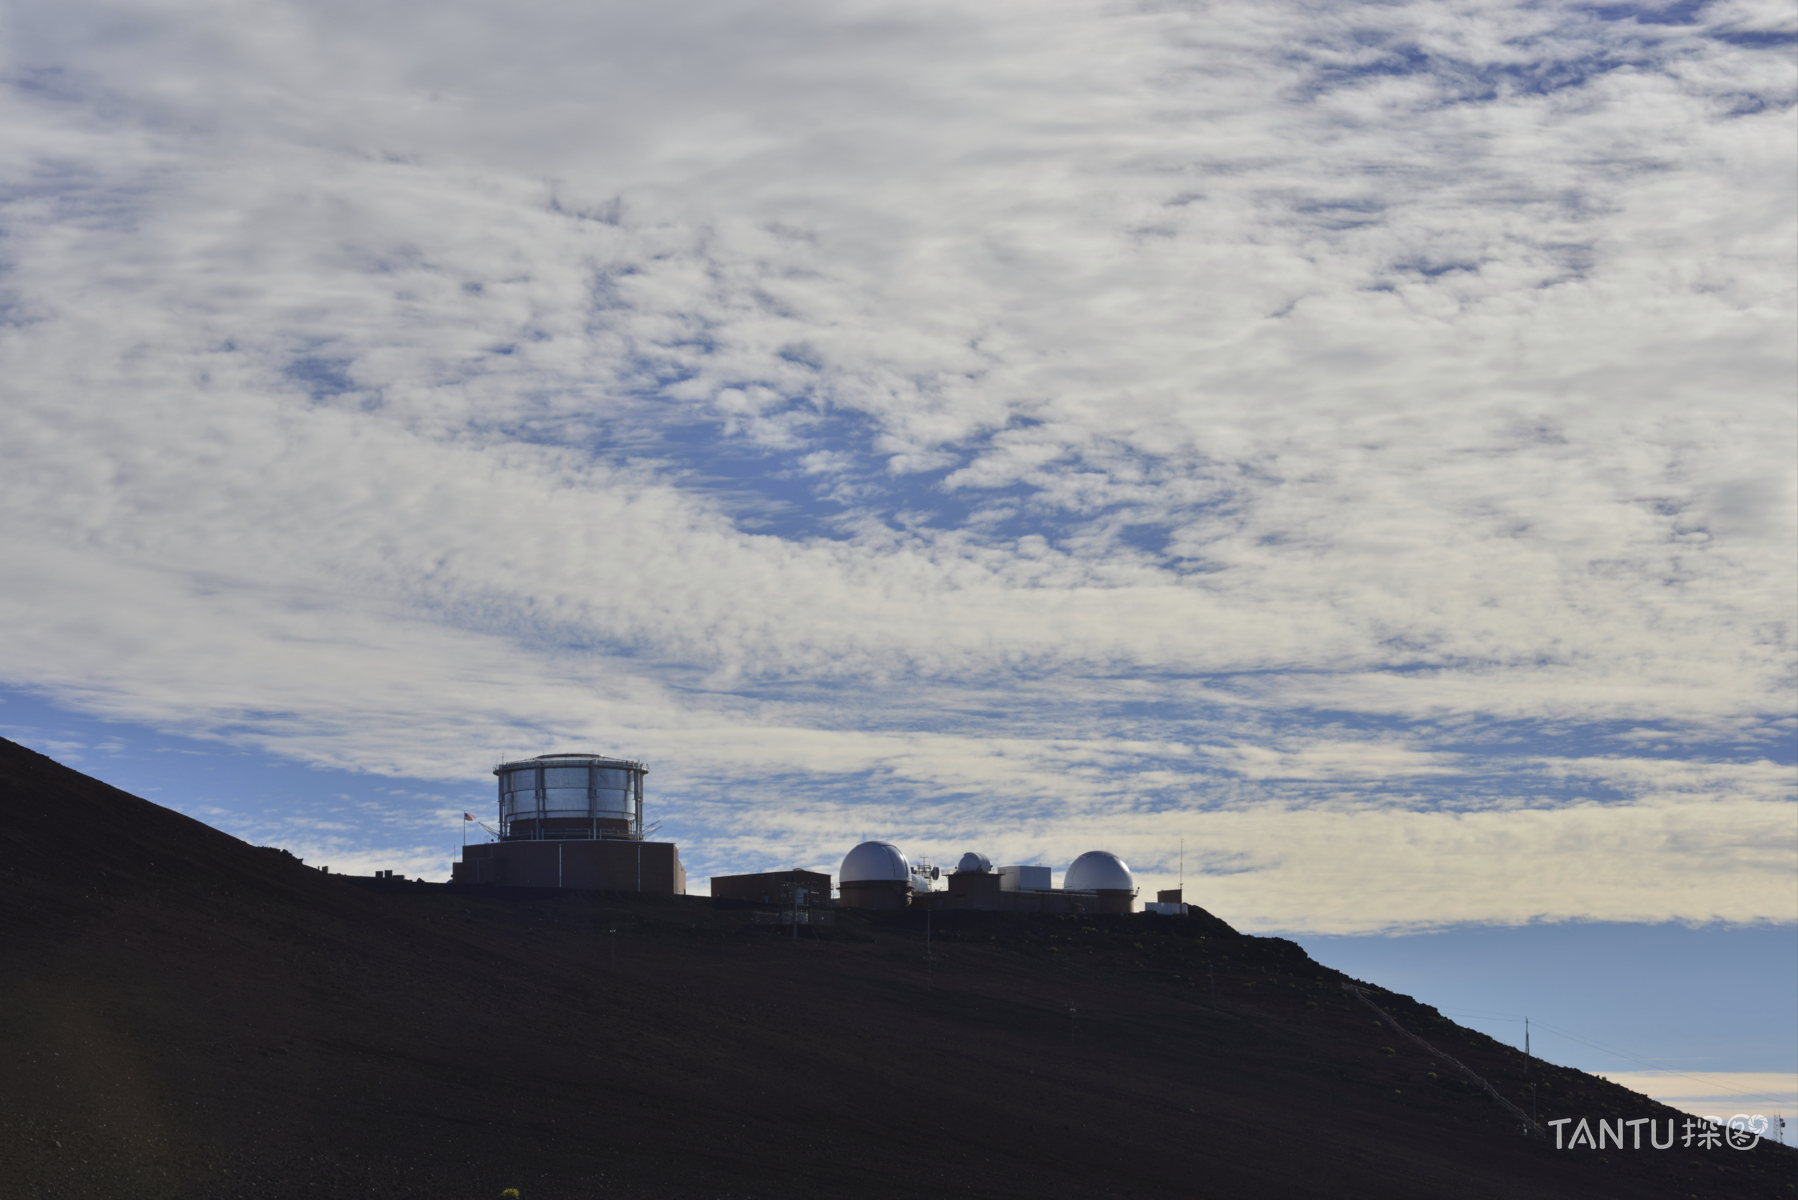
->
[711,869,831,908]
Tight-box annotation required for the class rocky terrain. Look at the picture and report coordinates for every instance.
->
[3,737,1790,1198]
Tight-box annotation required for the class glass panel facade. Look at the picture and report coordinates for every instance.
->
[542,787,588,812]
[495,760,640,830]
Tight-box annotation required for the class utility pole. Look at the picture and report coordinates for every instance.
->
[608,926,617,973]
[1526,1017,1536,1125]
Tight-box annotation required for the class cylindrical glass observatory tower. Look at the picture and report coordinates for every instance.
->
[493,753,647,842]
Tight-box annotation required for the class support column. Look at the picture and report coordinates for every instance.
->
[534,764,544,841]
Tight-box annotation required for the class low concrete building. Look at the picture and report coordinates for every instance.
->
[919,853,1100,913]
[453,838,685,892]
[999,864,1051,891]
[711,869,831,907]
[832,843,1142,914]
[1145,886,1190,915]
[915,848,1139,914]
[921,888,1107,914]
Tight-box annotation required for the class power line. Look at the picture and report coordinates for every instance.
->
[1435,1008,1795,1108]
[1438,1007,1526,1022]
[1528,1019,1796,1109]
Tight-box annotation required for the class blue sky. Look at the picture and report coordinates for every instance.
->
[1,0,1792,1126]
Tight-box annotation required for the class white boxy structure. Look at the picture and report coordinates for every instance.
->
[998,864,1052,891]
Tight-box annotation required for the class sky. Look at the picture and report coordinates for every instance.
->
[1,0,1793,1126]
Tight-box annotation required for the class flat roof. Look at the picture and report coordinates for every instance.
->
[493,753,647,774]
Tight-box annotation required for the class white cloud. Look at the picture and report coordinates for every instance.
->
[1598,1071,1798,1118]
[0,0,1791,924]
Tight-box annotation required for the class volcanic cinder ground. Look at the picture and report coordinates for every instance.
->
[1,737,1790,1199]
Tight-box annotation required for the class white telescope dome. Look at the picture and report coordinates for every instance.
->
[839,841,910,884]
[956,851,992,873]
[1064,850,1134,892]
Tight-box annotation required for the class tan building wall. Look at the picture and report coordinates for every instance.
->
[838,879,911,910]
[710,870,831,906]
[919,884,1115,914]
[452,839,685,894]
[1089,888,1135,914]
[946,871,1002,906]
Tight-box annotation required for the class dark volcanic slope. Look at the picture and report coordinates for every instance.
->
[1,740,1789,1200]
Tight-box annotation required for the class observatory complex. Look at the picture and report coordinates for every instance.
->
[718,841,1173,916]
[448,753,1180,917]
[451,753,685,892]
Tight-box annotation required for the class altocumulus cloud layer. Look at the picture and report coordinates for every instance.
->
[0,0,1792,931]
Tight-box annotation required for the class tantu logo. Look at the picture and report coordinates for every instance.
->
[1548,1115,1765,1150]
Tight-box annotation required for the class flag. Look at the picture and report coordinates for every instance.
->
[464,813,474,821]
